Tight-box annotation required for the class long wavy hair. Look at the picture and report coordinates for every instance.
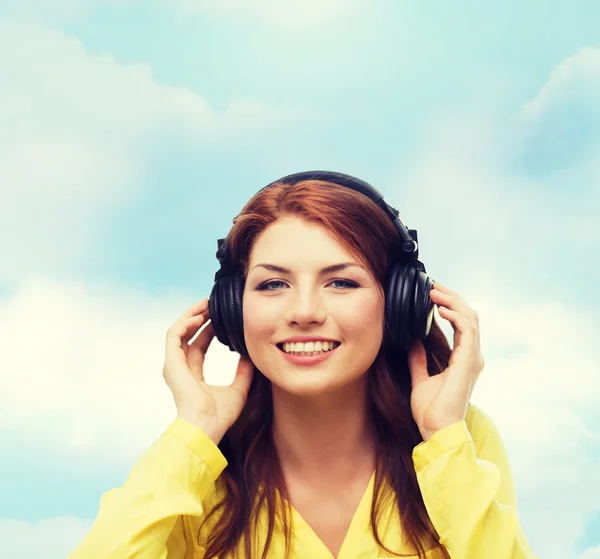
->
[198,179,452,559]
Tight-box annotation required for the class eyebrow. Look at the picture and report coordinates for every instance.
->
[250,262,364,275]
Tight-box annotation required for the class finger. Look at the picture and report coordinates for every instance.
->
[430,289,478,326]
[180,298,210,321]
[186,322,215,382]
[189,321,216,355]
[437,306,477,364]
[168,311,209,355]
[431,281,454,294]
[181,311,209,346]
[166,321,191,350]
[407,340,429,389]
[230,355,255,397]
[438,304,465,351]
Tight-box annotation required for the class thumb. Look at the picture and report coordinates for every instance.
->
[407,340,429,389]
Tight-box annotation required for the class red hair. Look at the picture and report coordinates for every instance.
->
[199,180,452,559]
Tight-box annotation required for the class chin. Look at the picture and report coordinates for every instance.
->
[249,344,375,396]
[270,368,370,400]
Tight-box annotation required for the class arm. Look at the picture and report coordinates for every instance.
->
[67,418,228,559]
[412,404,538,559]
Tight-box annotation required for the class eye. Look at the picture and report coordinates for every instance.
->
[328,279,359,289]
[256,280,288,291]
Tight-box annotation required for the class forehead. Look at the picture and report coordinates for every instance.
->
[249,216,356,262]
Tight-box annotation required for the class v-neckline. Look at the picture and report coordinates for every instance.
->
[285,469,376,559]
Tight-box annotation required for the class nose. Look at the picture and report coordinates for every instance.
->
[284,287,327,327]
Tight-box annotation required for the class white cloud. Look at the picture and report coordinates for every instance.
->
[0,517,91,559]
[166,0,364,29]
[0,276,242,461]
[522,46,600,121]
[471,298,600,559]
[0,20,293,287]
[518,46,600,220]
[396,48,600,277]
[581,545,600,559]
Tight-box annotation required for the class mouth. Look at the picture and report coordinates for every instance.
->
[275,340,341,366]
[276,340,341,356]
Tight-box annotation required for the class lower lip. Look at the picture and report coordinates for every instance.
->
[277,344,340,366]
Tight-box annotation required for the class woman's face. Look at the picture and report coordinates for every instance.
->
[242,216,384,397]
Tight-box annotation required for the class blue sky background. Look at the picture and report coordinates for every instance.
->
[0,1,599,557]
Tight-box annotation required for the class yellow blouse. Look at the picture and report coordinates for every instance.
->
[68,404,538,558]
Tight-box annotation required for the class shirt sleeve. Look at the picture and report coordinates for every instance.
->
[412,404,538,559]
[67,418,228,559]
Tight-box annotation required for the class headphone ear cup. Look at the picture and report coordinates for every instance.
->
[219,275,238,350]
[385,261,410,351]
[209,278,231,350]
[209,272,248,355]
[411,271,434,341]
[219,274,245,353]
[385,262,434,352]
[228,272,247,355]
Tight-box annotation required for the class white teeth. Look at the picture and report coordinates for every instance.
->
[282,341,338,354]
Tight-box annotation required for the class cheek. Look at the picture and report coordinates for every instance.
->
[242,294,282,371]
[338,294,384,341]
[242,293,277,343]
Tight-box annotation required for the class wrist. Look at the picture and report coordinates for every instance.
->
[419,419,464,442]
[176,412,226,445]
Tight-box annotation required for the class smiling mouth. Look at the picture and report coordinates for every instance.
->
[276,341,341,356]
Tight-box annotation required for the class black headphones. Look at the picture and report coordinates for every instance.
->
[209,171,435,356]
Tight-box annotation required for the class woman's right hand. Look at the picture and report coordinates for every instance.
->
[162,298,254,443]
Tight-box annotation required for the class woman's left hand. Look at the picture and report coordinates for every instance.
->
[407,281,485,442]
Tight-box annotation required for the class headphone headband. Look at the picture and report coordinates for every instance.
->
[266,171,418,256]
[215,170,424,282]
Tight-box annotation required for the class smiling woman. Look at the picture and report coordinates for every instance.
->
[68,172,538,559]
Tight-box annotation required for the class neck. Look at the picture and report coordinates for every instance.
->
[271,374,377,483]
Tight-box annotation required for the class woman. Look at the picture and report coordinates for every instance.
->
[68,172,537,559]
